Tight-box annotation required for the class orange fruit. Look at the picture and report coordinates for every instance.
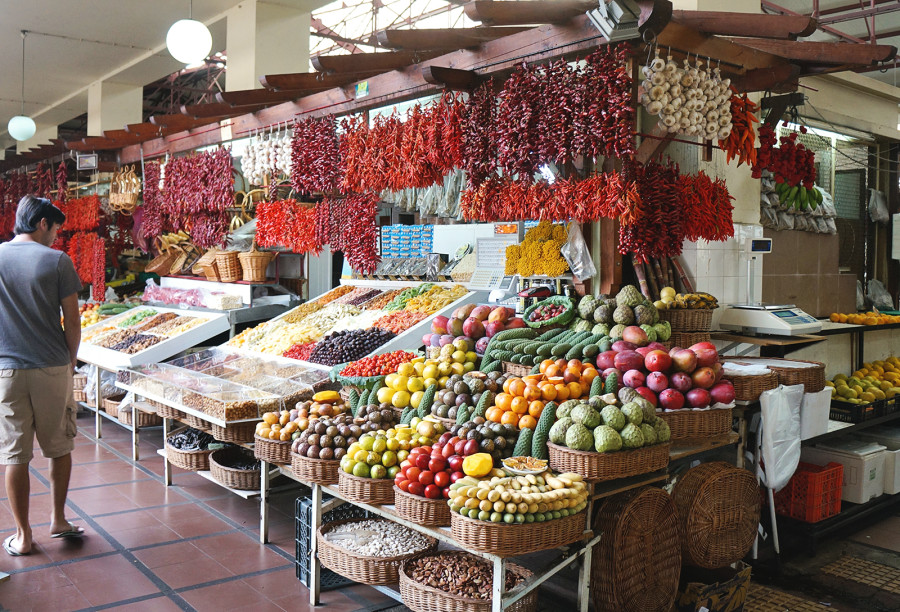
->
[566,381,583,399]
[581,367,599,384]
[501,410,520,426]
[517,414,537,430]
[554,384,570,401]
[495,393,513,412]
[523,374,543,385]
[509,379,526,397]
[486,407,502,423]
[502,378,514,394]
[540,384,557,401]
[523,385,542,402]
[547,376,565,386]
[539,359,555,374]
[510,396,528,414]
[554,359,568,370]
[528,400,545,418]
[567,359,583,371]
[545,364,561,378]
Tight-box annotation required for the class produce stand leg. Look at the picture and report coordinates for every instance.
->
[131,420,139,462]
[737,412,747,469]
[578,539,593,612]
[492,557,506,612]
[162,418,172,486]
[260,460,270,544]
[94,365,102,438]
[309,483,323,605]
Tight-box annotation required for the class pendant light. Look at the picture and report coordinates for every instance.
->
[166,0,212,65]
[7,31,36,142]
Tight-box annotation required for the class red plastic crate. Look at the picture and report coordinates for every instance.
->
[774,462,843,523]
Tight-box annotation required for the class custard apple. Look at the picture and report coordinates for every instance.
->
[593,304,613,325]
[571,403,602,429]
[609,324,626,340]
[633,397,657,425]
[633,304,654,326]
[654,419,671,443]
[640,324,658,343]
[565,423,594,451]
[600,405,626,432]
[593,425,623,453]
[641,423,658,446]
[653,321,671,341]
[620,423,645,449]
[556,399,580,420]
[621,402,644,426]
[592,323,611,336]
[616,285,644,308]
[618,387,639,404]
[652,306,660,324]
[613,305,635,325]
[549,417,574,445]
[572,318,593,333]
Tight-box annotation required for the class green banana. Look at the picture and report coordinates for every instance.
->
[799,187,809,210]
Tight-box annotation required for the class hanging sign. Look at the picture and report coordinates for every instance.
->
[355,81,369,99]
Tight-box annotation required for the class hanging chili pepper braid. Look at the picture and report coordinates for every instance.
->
[719,93,759,167]
[461,80,497,188]
[256,200,320,255]
[321,193,380,275]
[141,161,163,243]
[574,44,635,159]
[92,239,106,301]
[314,199,330,250]
[290,115,344,195]
[677,171,735,242]
[617,160,684,261]
[56,162,68,204]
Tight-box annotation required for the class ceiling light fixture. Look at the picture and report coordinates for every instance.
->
[166,0,212,65]
[7,30,36,142]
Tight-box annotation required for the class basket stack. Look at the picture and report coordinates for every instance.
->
[672,462,759,568]
[547,442,669,482]
[592,487,682,612]
[291,452,339,485]
[254,435,292,464]
[211,422,256,444]
[393,487,451,527]
[661,308,713,347]
[450,510,586,557]
[72,374,87,403]
[657,408,733,441]
[209,447,260,491]
[502,362,533,377]
[723,357,825,394]
[338,470,395,505]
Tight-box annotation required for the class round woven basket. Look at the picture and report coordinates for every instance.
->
[165,427,213,471]
[399,551,538,612]
[502,362,533,377]
[203,258,222,282]
[253,435,292,464]
[73,373,87,391]
[238,241,274,283]
[724,357,826,393]
[659,308,714,332]
[291,452,339,485]
[181,413,210,431]
[657,408,732,441]
[215,251,242,283]
[338,470,395,505]
[317,519,438,586]
[211,422,256,444]
[149,400,186,421]
[592,487,681,612]
[450,510,587,557]
[118,405,163,428]
[209,447,260,491]
[726,371,779,402]
[669,331,711,348]
[393,486,451,527]
[546,442,670,482]
[73,388,88,403]
[672,461,759,568]
[102,394,126,419]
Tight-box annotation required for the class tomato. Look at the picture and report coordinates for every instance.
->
[408,482,425,497]
[398,479,411,492]
[433,471,450,488]
[405,466,421,482]
[418,470,435,485]
[424,484,442,499]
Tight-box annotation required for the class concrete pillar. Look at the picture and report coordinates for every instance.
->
[87,81,143,137]
[672,0,760,11]
[16,123,57,155]
[225,0,329,91]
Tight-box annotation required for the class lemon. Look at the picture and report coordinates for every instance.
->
[450,362,465,376]
[451,350,467,364]
[384,373,398,389]
[413,362,425,375]
[376,386,394,404]
[407,377,424,393]
[465,351,478,363]
[410,390,424,409]
[422,365,438,380]
[393,375,410,392]
[397,363,416,378]
[392,390,411,409]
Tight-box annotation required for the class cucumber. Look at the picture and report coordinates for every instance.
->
[455,404,470,425]
[582,344,600,359]
[530,363,542,375]
[537,328,566,342]
[550,343,572,357]
[399,407,415,425]
[356,389,370,417]
[536,344,554,358]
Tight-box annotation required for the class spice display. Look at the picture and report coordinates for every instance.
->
[133,312,179,333]
[255,199,319,254]
[504,221,569,277]
[384,284,434,311]
[110,333,162,354]
[364,289,403,310]
[373,310,428,334]
[339,351,419,378]
[56,162,68,204]
[162,316,208,337]
[323,519,432,557]
[117,309,158,328]
[282,302,323,324]
[332,287,381,306]
[141,161,163,242]
[283,342,316,362]
[316,285,355,306]
[718,93,759,167]
[308,328,396,366]
[146,315,194,335]
[290,115,343,195]
[406,553,525,600]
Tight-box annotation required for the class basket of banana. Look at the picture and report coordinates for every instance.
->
[658,291,718,332]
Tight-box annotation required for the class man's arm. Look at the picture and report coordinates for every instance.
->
[61,293,81,369]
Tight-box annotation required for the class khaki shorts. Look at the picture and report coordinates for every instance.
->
[0,365,77,464]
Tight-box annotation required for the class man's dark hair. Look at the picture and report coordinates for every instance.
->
[14,195,66,235]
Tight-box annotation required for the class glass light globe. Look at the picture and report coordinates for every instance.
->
[166,19,212,64]
[7,115,36,141]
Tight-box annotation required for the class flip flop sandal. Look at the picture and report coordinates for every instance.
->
[50,523,85,539]
[3,535,28,556]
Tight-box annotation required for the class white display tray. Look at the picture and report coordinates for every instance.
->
[78,306,230,369]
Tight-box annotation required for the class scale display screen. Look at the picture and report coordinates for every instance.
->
[773,310,793,318]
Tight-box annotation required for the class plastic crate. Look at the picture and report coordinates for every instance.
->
[774,461,844,523]
[829,398,884,423]
[295,494,369,589]
[884,396,899,416]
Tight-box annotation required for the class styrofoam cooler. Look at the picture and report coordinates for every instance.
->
[801,438,886,504]
[854,426,900,495]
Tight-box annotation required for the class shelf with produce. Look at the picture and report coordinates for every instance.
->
[115,382,261,429]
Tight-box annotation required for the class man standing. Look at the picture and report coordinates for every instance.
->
[0,195,84,556]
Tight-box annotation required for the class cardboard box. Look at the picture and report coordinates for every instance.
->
[801,438,887,504]
[676,562,752,612]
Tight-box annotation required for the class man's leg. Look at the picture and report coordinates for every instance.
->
[48,453,72,535]
[5,463,32,554]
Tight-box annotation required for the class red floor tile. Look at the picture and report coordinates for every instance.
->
[150,554,235,589]
[132,540,207,569]
[62,553,160,606]
[0,540,56,570]
[244,567,307,600]
[0,566,71,598]
[102,595,185,612]
[109,522,182,548]
[43,532,117,562]
[271,588,361,612]
[93,508,163,533]
[179,579,285,612]
[0,582,91,611]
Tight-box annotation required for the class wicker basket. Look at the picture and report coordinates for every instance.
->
[502,362,533,377]
[592,487,682,612]
[726,370,779,402]
[657,408,733,441]
[181,412,211,430]
[211,422,256,444]
[165,427,213,471]
[215,251,242,283]
[253,434,292,464]
[393,486,451,527]
[450,510,587,557]
[724,357,826,394]
[672,462,759,568]
[547,442,670,482]
[192,248,221,275]
[102,394,126,419]
[291,452,340,485]
[146,248,180,276]
[669,331,711,348]
[317,519,438,586]
[238,240,274,283]
[399,552,538,612]
[659,308,714,332]
[73,373,87,391]
[209,447,260,491]
[118,404,163,428]
[151,400,187,421]
[338,470,395,505]
[203,258,222,282]
[73,388,88,403]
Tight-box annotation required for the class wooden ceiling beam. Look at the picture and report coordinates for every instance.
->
[464,0,596,25]
[376,27,531,51]
[671,10,816,40]
[726,37,897,65]
[656,22,786,72]
[422,66,485,90]
[215,87,322,107]
[149,113,228,130]
[259,71,380,92]
[311,50,443,74]
[181,101,272,119]
[727,63,801,93]
[124,122,165,137]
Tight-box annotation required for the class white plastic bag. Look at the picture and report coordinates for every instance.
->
[561,222,597,281]
[800,389,832,440]
[869,188,889,225]
[867,279,894,311]
[82,364,119,404]
[758,384,804,492]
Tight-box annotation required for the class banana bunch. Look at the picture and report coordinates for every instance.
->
[156,231,191,251]
[775,181,822,212]
[669,292,719,310]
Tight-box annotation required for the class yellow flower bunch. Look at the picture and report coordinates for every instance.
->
[504,244,520,275]
[502,223,570,277]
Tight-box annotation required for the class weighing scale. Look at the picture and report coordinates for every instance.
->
[717,238,823,336]
[466,236,520,304]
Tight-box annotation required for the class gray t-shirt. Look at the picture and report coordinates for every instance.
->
[0,242,83,369]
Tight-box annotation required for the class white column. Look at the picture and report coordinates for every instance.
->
[87,80,143,137]
[673,0,761,11]
[16,123,57,154]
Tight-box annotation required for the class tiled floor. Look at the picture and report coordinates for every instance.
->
[0,411,398,611]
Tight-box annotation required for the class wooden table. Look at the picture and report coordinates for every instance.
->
[711,332,826,358]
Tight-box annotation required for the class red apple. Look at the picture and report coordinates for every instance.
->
[659,388,685,410]
[425,484,442,499]
[596,350,618,371]
[623,369,646,388]
[711,362,724,382]
[691,367,716,390]
[671,349,698,373]
[612,340,637,352]
[418,470,435,485]
[670,371,693,393]
[686,388,711,408]
[646,371,669,393]
[692,347,719,369]
[635,386,658,407]
[429,456,447,472]
[450,471,465,483]
[710,381,736,405]
[415,454,430,470]
[644,350,672,373]
[614,350,644,372]
[453,440,467,455]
